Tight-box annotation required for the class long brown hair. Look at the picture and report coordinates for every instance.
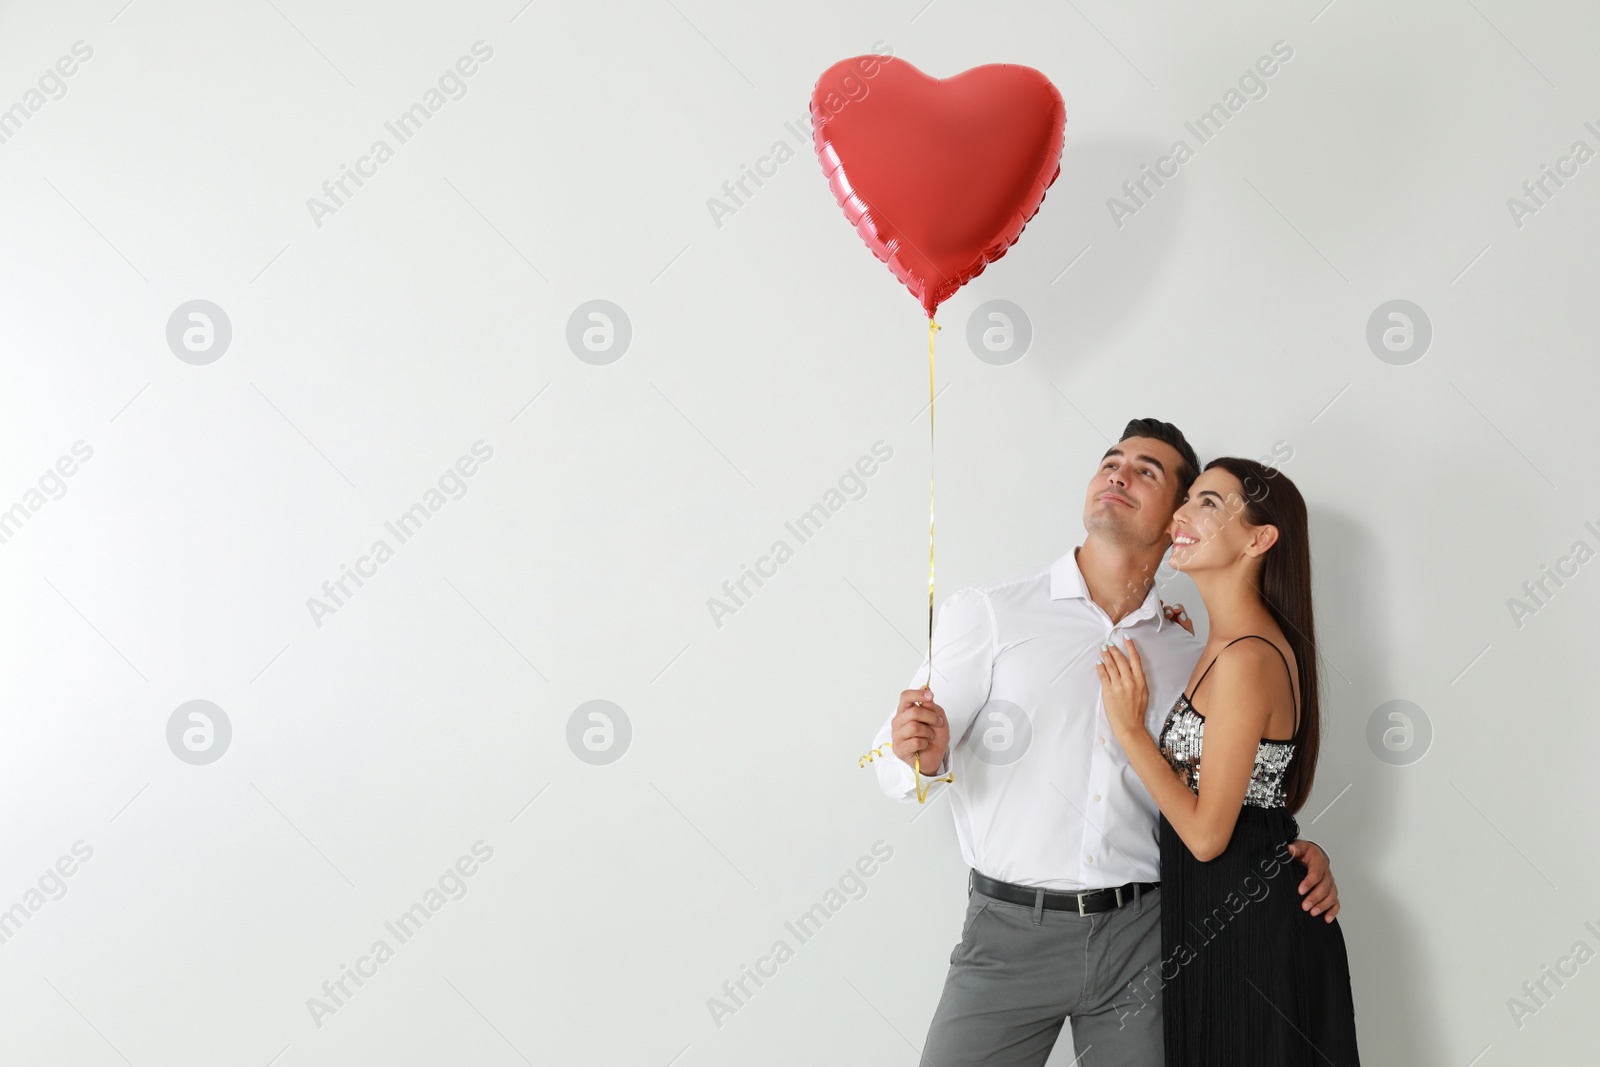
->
[1203,457,1320,814]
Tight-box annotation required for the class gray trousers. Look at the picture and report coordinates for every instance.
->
[919,877,1164,1067]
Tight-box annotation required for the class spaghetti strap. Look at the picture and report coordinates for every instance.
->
[1185,634,1299,731]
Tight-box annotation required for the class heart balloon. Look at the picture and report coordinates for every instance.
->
[810,56,1066,318]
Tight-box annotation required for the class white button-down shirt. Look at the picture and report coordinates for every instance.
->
[870,547,1203,890]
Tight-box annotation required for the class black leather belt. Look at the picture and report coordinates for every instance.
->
[971,870,1158,916]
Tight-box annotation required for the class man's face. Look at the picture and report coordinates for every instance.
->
[1082,436,1185,547]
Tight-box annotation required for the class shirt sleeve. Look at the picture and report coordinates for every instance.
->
[869,587,997,802]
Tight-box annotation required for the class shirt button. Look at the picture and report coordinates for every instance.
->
[1086,855,1094,863]
[1099,736,1106,745]
[1093,794,1102,802]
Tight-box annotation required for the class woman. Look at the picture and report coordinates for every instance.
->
[1096,457,1360,1066]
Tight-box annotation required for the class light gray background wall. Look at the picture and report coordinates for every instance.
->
[1,0,1595,1063]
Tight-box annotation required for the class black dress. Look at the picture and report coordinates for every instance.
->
[1154,635,1361,1066]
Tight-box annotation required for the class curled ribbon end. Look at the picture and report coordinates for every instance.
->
[858,742,893,768]
[857,744,953,803]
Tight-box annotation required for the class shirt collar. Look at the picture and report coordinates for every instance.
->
[1050,546,1165,630]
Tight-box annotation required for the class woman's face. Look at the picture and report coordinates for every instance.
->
[1167,467,1260,573]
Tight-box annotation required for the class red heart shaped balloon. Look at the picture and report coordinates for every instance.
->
[811,56,1066,318]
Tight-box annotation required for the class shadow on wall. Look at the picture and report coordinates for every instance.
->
[1307,507,1443,1064]
[965,133,1187,384]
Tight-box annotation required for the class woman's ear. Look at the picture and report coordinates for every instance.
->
[1246,523,1280,557]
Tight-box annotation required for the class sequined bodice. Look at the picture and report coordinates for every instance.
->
[1156,693,1296,809]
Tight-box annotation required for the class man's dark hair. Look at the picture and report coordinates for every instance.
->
[1118,418,1201,505]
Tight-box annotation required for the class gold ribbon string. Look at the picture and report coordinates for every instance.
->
[925,317,938,691]
[857,318,953,804]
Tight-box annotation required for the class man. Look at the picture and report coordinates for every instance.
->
[868,418,1340,1067]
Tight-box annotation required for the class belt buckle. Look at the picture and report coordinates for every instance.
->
[1077,890,1090,917]
[1115,886,1125,908]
